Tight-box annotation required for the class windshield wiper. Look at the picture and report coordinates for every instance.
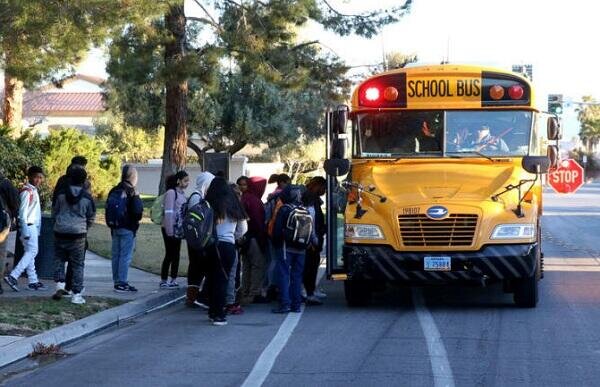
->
[446,151,494,162]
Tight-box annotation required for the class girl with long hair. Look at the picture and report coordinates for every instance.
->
[205,177,248,325]
[160,170,189,289]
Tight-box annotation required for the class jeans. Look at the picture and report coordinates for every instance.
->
[111,228,135,286]
[54,237,86,294]
[226,253,239,305]
[274,245,305,310]
[11,225,39,284]
[208,241,236,319]
[161,228,182,280]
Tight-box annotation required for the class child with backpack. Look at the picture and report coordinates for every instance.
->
[185,171,215,307]
[271,184,313,314]
[3,167,42,292]
[106,165,144,293]
[160,171,189,289]
[52,166,96,304]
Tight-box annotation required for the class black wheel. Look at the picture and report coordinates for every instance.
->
[513,233,541,308]
[344,280,372,307]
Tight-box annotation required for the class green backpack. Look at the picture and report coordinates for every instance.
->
[150,193,166,225]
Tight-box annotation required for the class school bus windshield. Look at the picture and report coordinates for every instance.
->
[354,110,533,158]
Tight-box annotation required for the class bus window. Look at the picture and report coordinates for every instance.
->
[355,111,443,157]
[445,111,532,157]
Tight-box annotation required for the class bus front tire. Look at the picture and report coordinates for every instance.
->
[513,274,538,308]
[344,280,372,307]
[513,241,541,308]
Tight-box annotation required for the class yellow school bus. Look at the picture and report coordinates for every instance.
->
[324,64,560,308]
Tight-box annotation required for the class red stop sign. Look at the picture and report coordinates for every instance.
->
[548,158,585,194]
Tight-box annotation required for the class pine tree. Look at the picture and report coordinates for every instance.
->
[0,0,163,133]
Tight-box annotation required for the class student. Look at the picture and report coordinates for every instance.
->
[272,185,308,314]
[302,177,327,305]
[263,173,291,299]
[4,166,46,292]
[186,171,215,307]
[51,155,91,297]
[0,172,19,294]
[240,176,269,304]
[226,182,244,315]
[160,171,189,289]
[205,177,248,326]
[52,166,96,304]
[108,165,144,292]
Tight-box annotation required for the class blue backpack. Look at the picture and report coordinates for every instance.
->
[105,188,128,229]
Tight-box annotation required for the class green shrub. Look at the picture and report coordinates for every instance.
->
[95,114,164,163]
[43,129,121,198]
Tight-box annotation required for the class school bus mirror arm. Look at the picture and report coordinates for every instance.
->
[324,159,350,176]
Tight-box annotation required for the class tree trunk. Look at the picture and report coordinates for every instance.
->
[2,73,24,136]
[159,4,188,194]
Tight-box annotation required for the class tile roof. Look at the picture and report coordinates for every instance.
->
[23,92,106,115]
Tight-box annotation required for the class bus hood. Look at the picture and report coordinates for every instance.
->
[364,161,521,204]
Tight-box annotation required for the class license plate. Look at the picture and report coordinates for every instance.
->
[424,256,451,271]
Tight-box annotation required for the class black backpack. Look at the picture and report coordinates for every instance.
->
[283,204,313,249]
[183,193,215,250]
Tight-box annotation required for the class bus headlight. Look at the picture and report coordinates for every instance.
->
[490,224,535,239]
[345,224,384,239]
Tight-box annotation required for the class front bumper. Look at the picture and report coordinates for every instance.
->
[343,243,537,283]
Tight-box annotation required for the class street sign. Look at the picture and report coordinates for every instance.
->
[548,158,584,194]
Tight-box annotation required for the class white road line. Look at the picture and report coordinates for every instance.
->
[241,263,327,387]
[412,289,456,387]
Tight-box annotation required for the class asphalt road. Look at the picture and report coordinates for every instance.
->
[3,183,600,387]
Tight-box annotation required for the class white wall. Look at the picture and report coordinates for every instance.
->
[23,115,97,136]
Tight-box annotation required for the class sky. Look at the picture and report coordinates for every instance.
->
[77,0,599,140]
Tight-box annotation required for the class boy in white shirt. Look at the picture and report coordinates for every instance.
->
[4,166,46,291]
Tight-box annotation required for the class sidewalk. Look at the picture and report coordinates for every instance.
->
[0,232,186,367]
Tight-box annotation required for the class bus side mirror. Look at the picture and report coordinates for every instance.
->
[522,155,550,174]
[332,107,348,134]
[330,138,347,159]
[547,145,559,169]
[547,117,561,140]
[324,159,350,176]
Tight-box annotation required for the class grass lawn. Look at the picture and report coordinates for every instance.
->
[87,195,189,277]
[0,297,124,337]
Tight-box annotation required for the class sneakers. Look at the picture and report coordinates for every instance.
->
[52,282,73,300]
[306,295,323,306]
[225,304,244,315]
[27,282,47,291]
[212,316,227,326]
[71,293,86,304]
[272,307,291,314]
[314,289,328,299]
[3,275,19,292]
[115,284,138,293]
[161,279,179,289]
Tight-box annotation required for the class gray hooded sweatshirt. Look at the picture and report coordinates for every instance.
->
[53,185,96,239]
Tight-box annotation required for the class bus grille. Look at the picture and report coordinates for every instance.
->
[398,214,478,247]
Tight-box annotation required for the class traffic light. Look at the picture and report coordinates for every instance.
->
[548,94,563,115]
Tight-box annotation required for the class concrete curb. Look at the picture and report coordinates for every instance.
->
[0,288,186,369]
